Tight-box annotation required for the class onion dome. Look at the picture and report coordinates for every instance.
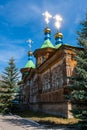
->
[41,27,54,48]
[44,27,51,40]
[44,27,51,34]
[28,51,33,60]
[54,32,63,45]
[54,32,63,39]
[28,51,33,56]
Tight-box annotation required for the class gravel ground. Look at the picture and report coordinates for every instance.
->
[0,115,76,130]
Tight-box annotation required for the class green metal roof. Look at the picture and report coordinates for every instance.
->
[25,60,35,68]
[55,43,62,49]
[64,43,78,47]
[41,39,54,48]
[55,43,78,49]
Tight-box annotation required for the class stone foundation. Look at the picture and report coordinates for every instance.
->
[30,101,73,118]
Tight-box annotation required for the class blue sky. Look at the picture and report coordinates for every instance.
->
[0,0,87,73]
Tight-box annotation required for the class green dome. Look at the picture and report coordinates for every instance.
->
[41,39,54,48]
[25,60,35,68]
[55,43,62,49]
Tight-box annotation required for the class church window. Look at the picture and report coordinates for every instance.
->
[52,65,63,89]
[42,71,50,92]
[42,56,45,62]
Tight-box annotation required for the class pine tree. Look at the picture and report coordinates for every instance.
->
[69,13,87,129]
[0,57,20,113]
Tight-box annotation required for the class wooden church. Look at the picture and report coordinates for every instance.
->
[20,13,81,118]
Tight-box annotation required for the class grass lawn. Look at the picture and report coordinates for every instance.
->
[15,110,80,127]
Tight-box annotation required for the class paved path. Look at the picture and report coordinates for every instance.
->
[0,114,42,130]
[0,115,76,130]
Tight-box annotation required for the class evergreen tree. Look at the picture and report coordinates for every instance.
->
[69,13,87,129]
[0,57,20,113]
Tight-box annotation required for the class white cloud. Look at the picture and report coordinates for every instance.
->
[0,36,26,63]
[0,46,25,62]
[0,0,87,71]
[0,0,86,27]
[0,38,24,48]
[0,0,41,26]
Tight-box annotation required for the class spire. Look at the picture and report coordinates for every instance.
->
[42,11,52,40]
[25,39,35,68]
[26,39,33,60]
[41,11,54,48]
[54,14,63,45]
